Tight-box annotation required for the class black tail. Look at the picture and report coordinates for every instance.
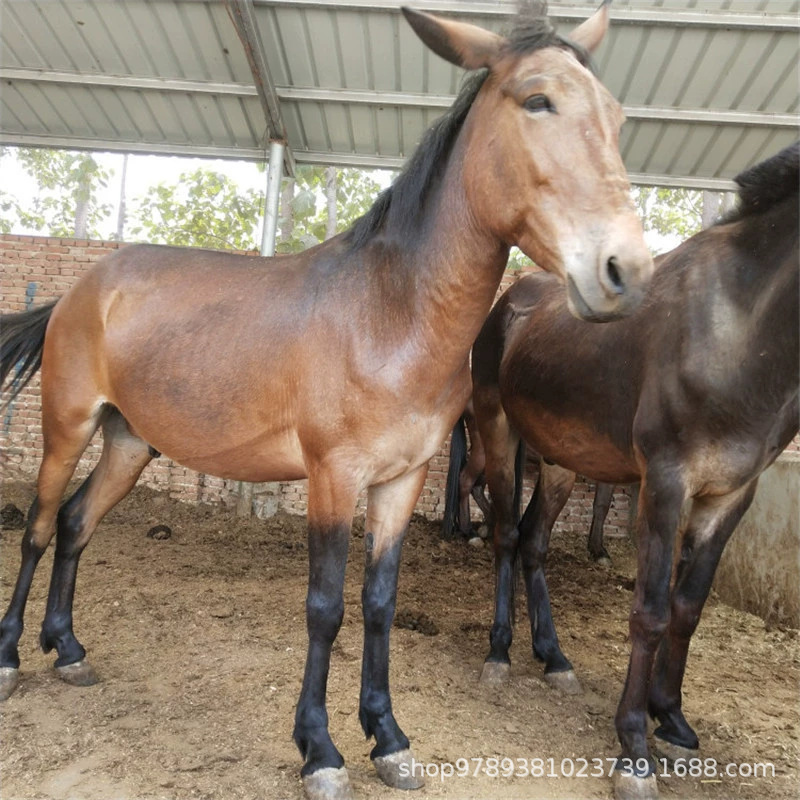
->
[442,414,468,539]
[1,301,57,407]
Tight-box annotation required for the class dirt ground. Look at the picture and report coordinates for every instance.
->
[1,481,798,800]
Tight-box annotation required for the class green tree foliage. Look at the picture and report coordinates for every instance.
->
[276,166,384,253]
[632,186,703,241]
[129,168,264,251]
[127,164,383,253]
[507,248,534,272]
[0,147,112,238]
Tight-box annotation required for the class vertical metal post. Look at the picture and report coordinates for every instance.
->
[260,139,285,256]
[237,140,285,517]
[701,190,720,229]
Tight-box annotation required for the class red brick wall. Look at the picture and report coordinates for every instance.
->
[5,234,792,542]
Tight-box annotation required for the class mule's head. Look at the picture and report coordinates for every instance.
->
[403,1,653,321]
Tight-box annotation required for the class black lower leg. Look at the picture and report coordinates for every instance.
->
[486,524,518,664]
[588,483,613,562]
[293,523,350,777]
[649,558,720,749]
[518,490,571,674]
[649,488,754,752]
[39,486,91,667]
[40,551,86,666]
[0,500,46,668]
[359,533,408,759]
[524,568,572,673]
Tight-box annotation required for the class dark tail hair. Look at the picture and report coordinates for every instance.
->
[442,414,469,539]
[1,301,57,407]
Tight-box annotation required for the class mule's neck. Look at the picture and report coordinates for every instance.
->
[383,134,512,370]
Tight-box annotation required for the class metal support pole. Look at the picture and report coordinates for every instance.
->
[701,190,721,229]
[260,139,285,256]
[237,140,285,517]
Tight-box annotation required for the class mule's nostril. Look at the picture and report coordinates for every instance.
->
[606,256,625,295]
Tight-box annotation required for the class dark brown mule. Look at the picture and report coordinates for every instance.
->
[467,142,798,799]
[443,403,617,566]
[0,4,653,798]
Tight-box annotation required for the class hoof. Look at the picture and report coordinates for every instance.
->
[653,735,698,764]
[613,770,658,800]
[594,555,613,568]
[302,767,354,800]
[544,669,582,695]
[479,661,509,686]
[55,659,98,687]
[0,667,20,701]
[373,748,425,790]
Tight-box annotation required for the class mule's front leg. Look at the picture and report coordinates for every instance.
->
[360,467,428,791]
[613,471,685,800]
[649,484,757,761]
[294,474,357,800]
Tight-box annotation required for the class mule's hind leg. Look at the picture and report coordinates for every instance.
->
[588,482,614,566]
[0,407,102,700]
[361,465,428,791]
[649,482,757,759]
[40,409,153,685]
[518,461,581,694]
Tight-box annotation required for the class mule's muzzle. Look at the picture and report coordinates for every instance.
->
[566,241,653,322]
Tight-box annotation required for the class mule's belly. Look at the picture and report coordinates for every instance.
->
[123,406,308,483]
[508,400,640,484]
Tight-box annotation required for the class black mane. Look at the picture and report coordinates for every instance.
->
[345,1,585,251]
[722,141,800,225]
[344,70,488,251]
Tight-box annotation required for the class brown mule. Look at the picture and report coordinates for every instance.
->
[0,4,652,798]
[464,142,799,799]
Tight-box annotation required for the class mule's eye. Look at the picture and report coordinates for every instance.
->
[524,94,553,113]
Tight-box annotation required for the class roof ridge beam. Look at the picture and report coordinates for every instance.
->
[251,0,799,31]
[6,69,794,129]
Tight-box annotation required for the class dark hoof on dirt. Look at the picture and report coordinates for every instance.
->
[613,771,658,800]
[55,659,98,687]
[544,669,582,695]
[373,748,425,790]
[302,767,354,800]
[0,667,20,701]
[653,735,699,764]
[479,661,510,686]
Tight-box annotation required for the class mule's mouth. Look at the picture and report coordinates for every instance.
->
[567,276,628,323]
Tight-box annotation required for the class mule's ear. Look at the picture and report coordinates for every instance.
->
[402,7,502,70]
[569,0,611,54]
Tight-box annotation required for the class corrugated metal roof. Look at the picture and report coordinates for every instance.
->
[1,0,798,188]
